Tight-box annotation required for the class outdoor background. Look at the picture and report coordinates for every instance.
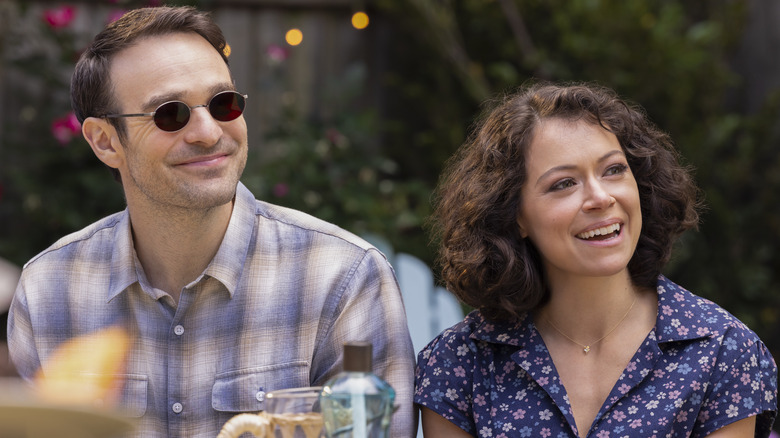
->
[1,0,779,372]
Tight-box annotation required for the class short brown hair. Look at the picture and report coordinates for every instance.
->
[70,6,230,181]
[431,82,701,322]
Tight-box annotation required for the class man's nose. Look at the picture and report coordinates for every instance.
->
[183,106,222,146]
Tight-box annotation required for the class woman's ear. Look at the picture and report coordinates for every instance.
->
[517,216,528,238]
[82,117,124,170]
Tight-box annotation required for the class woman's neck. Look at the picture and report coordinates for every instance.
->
[537,270,643,340]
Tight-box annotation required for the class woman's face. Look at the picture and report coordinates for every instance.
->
[517,118,642,284]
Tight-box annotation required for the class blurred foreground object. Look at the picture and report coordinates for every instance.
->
[0,326,135,437]
[1,258,21,377]
[0,378,135,438]
[34,325,131,407]
[0,257,20,314]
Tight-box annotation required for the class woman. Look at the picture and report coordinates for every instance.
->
[415,82,777,437]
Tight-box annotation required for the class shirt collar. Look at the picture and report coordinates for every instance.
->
[202,182,255,297]
[107,210,140,303]
[470,275,712,348]
[653,275,713,343]
[105,182,255,302]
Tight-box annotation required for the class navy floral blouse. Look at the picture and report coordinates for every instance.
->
[414,276,778,437]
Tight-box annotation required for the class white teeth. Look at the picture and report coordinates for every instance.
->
[577,223,621,239]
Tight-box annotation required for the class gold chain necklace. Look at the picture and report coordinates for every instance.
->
[544,295,637,354]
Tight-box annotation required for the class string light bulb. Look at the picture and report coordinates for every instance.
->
[285,28,303,46]
[351,12,369,30]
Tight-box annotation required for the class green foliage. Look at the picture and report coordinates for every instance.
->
[242,64,435,262]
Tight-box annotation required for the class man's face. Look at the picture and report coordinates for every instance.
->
[108,32,248,211]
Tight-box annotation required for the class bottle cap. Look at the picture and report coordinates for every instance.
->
[343,342,372,372]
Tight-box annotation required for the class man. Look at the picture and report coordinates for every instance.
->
[8,6,415,437]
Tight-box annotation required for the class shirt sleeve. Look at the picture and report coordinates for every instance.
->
[414,321,477,436]
[694,325,778,437]
[7,279,41,380]
[309,248,417,438]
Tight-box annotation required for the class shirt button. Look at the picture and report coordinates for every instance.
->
[174,325,185,336]
[255,391,266,402]
[172,402,183,414]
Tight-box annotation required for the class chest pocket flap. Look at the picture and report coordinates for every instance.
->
[212,361,310,413]
[117,374,148,418]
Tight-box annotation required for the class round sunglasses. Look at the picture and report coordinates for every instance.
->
[101,91,247,132]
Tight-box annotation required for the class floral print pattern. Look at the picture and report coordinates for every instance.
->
[415,276,778,437]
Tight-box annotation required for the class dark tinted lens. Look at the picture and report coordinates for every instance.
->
[154,101,190,132]
[209,92,245,122]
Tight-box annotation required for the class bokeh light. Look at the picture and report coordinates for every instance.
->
[285,28,303,46]
[351,12,369,30]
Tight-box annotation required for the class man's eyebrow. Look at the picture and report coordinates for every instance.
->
[208,82,237,96]
[534,149,625,186]
[140,83,237,111]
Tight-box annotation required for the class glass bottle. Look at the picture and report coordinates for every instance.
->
[319,342,395,438]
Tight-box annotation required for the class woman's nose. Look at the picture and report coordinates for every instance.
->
[583,181,616,210]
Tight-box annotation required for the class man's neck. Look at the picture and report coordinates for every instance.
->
[128,199,234,304]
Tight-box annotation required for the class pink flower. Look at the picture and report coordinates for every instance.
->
[51,112,81,145]
[107,9,128,24]
[272,183,289,198]
[266,44,289,63]
[326,128,342,144]
[43,6,75,29]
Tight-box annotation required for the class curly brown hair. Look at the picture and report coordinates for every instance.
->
[431,82,701,322]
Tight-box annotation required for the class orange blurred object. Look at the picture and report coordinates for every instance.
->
[34,326,131,407]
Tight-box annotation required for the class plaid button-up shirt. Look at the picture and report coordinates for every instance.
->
[9,182,416,437]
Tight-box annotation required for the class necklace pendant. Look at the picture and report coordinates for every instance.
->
[583,346,591,354]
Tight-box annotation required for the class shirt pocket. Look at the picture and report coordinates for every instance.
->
[117,374,148,418]
[212,361,310,413]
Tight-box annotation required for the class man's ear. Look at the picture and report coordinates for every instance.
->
[82,117,124,170]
